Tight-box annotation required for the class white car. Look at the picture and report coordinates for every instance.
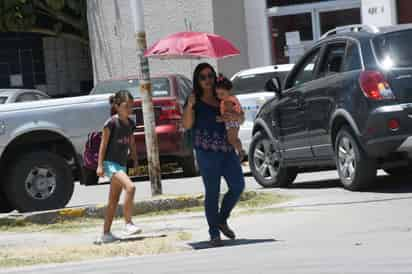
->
[0,89,50,104]
[232,64,294,157]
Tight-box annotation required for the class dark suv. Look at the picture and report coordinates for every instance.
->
[250,24,412,191]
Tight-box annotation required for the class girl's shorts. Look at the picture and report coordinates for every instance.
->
[225,121,240,130]
[104,161,127,179]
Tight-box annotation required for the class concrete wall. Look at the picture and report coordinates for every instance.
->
[244,0,272,68]
[212,0,250,78]
[361,0,398,27]
[87,0,217,83]
[43,37,92,95]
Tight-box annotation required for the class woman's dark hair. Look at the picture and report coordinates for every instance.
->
[109,90,134,113]
[215,73,232,90]
[193,63,217,99]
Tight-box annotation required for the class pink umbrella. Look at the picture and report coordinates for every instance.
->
[144,31,240,59]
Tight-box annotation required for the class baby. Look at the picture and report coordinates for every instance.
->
[216,74,245,160]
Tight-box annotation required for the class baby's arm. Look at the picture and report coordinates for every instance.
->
[224,100,235,113]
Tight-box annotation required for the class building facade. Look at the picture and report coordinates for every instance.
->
[262,0,412,65]
[88,0,412,83]
[1,0,411,94]
[87,0,250,83]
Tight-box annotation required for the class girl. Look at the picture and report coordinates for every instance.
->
[183,63,245,247]
[96,90,141,244]
[215,74,245,160]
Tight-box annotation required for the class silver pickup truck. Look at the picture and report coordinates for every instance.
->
[0,95,110,212]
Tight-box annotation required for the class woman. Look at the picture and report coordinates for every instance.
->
[183,63,245,247]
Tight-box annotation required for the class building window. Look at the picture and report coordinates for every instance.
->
[0,33,46,89]
[270,13,313,64]
[319,8,361,35]
[397,0,412,24]
[267,0,333,8]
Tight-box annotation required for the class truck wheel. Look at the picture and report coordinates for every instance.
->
[4,151,74,212]
[182,150,199,177]
[335,126,376,191]
[249,132,297,188]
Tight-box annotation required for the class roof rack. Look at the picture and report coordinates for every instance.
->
[320,24,379,39]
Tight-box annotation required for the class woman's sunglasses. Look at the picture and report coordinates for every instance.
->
[199,73,215,81]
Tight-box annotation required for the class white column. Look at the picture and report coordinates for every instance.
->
[362,0,398,27]
[244,0,272,67]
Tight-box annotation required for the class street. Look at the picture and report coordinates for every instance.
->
[3,171,412,273]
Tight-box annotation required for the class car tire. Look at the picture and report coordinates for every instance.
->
[249,132,297,188]
[4,151,74,212]
[335,126,376,191]
[182,150,199,177]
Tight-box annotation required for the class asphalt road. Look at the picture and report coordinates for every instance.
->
[4,171,412,273]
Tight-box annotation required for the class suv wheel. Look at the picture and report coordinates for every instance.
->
[249,132,297,188]
[182,150,199,177]
[4,151,74,212]
[335,127,376,191]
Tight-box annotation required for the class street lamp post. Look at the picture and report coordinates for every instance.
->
[129,0,162,195]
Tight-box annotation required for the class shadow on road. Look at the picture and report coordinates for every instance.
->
[367,175,412,194]
[94,234,167,245]
[287,175,412,194]
[119,233,167,242]
[290,179,342,189]
[188,238,276,250]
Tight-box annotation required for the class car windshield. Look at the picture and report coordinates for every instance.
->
[373,30,412,68]
[91,78,171,98]
[232,71,289,95]
[0,97,7,104]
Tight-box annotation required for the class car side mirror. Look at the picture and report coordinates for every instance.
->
[265,77,281,96]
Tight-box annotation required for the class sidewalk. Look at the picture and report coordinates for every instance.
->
[68,165,253,208]
[0,191,291,269]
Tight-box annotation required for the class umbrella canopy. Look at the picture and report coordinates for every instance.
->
[144,32,240,59]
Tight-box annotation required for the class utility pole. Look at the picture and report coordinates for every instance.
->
[130,0,162,195]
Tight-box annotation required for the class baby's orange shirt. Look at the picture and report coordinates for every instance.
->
[220,96,241,114]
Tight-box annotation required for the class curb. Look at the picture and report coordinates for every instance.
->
[0,195,204,227]
[0,191,259,227]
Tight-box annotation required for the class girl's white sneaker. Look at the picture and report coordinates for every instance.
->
[123,223,143,236]
[96,232,120,244]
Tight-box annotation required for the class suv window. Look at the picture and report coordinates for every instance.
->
[232,71,289,95]
[318,43,346,77]
[343,42,362,72]
[289,48,321,88]
[373,30,412,68]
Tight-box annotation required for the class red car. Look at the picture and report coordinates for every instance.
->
[90,74,197,177]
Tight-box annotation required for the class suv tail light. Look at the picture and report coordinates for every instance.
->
[159,100,182,121]
[359,71,395,100]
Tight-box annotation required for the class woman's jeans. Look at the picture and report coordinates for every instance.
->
[196,149,245,238]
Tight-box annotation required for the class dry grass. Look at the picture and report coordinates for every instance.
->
[0,232,191,268]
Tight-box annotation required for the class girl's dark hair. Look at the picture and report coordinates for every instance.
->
[109,90,133,113]
[215,73,232,90]
[193,63,217,99]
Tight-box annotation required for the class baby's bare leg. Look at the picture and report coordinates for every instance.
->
[227,127,243,154]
